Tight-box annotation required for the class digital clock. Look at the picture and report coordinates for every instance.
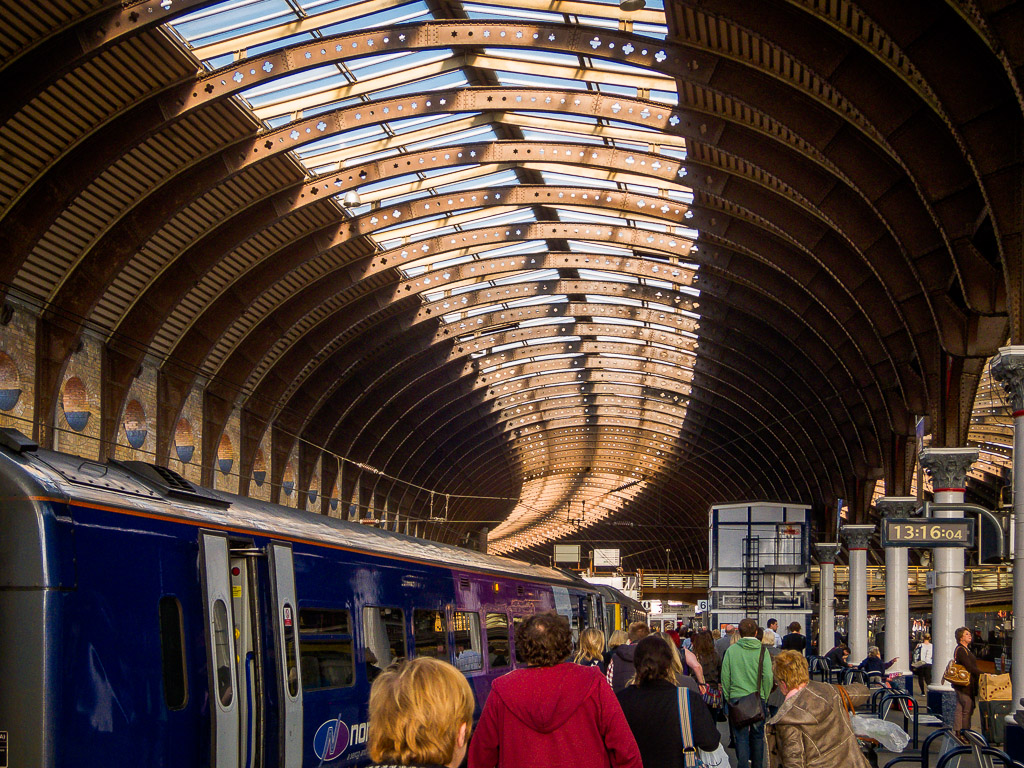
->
[881,518,975,548]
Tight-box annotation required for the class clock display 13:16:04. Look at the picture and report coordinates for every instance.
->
[892,523,966,541]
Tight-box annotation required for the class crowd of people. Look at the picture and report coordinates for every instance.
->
[361,612,913,768]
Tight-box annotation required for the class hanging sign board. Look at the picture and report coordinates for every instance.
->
[593,548,621,567]
[553,544,581,563]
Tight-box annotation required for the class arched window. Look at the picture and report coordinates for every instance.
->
[252,448,267,487]
[123,400,147,449]
[282,462,296,496]
[174,419,195,463]
[0,351,20,412]
[217,433,234,475]
[62,377,90,431]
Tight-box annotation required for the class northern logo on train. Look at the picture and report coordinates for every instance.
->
[313,717,351,762]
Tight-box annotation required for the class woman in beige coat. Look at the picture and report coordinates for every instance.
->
[765,651,870,768]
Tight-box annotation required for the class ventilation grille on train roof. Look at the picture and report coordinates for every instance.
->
[459,576,471,591]
[114,460,231,508]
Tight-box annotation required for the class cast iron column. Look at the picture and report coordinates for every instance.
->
[992,346,1024,709]
[920,447,978,690]
[815,542,841,655]
[877,497,917,676]
[842,525,875,665]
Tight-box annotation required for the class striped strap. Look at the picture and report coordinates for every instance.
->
[678,687,699,768]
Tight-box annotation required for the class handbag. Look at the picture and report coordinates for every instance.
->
[700,682,723,709]
[678,687,729,767]
[728,645,767,729]
[943,658,970,687]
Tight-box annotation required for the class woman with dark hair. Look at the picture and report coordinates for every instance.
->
[952,626,982,740]
[616,635,721,768]
[468,611,641,768]
[692,630,724,720]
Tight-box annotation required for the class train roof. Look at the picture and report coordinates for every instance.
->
[0,432,594,590]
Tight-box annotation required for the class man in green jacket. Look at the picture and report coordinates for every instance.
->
[722,618,774,768]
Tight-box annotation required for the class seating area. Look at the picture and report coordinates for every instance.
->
[835,683,1022,767]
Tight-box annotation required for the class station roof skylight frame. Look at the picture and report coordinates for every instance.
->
[165,0,701,554]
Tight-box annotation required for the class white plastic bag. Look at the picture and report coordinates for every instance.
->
[849,714,910,752]
[698,744,730,766]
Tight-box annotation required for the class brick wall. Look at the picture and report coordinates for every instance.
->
[250,437,272,502]
[54,333,103,460]
[0,304,35,435]
[213,408,241,495]
[169,388,204,485]
[113,364,158,463]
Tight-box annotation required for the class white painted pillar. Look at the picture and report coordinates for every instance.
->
[877,497,917,675]
[815,542,841,655]
[992,346,1024,711]
[920,447,978,690]
[842,525,875,665]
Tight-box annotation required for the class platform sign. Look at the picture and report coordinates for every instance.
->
[593,548,620,567]
[553,544,581,563]
[882,517,974,548]
[696,599,709,614]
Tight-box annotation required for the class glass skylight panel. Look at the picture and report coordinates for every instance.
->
[578,269,636,284]
[566,241,633,256]
[491,269,559,287]
[172,0,297,48]
[433,169,517,194]
[463,3,564,22]
[588,295,642,306]
[318,4,433,35]
[501,294,568,310]
[538,171,618,190]
[525,335,581,346]
[494,72,589,92]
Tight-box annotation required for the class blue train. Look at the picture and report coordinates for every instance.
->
[0,428,640,768]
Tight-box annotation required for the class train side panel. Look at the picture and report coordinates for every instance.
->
[59,503,208,768]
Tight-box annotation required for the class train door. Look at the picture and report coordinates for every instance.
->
[200,532,304,768]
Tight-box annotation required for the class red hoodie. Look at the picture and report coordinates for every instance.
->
[467,663,642,768]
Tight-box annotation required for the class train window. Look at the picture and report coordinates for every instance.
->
[452,611,483,673]
[300,608,354,690]
[212,599,233,708]
[158,596,188,710]
[363,606,406,674]
[413,609,448,659]
[485,613,510,669]
[512,616,526,664]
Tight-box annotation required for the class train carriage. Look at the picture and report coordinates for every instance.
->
[0,429,602,768]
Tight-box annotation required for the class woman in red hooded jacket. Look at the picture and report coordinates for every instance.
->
[468,611,642,768]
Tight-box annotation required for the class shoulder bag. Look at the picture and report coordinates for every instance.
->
[943,657,970,687]
[727,645,767,729]
[678,687,729,767]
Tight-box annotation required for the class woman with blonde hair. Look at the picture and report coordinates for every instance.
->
[575,627,606,669]
[603,628,629,669]
[764,650,869,768]
[367,657,474,768]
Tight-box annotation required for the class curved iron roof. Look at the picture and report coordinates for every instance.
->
[1,0,1021,569]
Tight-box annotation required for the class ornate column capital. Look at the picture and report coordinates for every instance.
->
[815,542,841,563]
[842,524,875,550]
[919,447,979,492]
[876,496,918,518]
[992,345,1024,413]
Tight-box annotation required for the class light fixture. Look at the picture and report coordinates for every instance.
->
[619,0,645,10]
[342,190,361,207]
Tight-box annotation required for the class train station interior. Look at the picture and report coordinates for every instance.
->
[3,0,1024,763]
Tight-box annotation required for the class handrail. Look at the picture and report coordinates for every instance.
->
[636,564,1014,597]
